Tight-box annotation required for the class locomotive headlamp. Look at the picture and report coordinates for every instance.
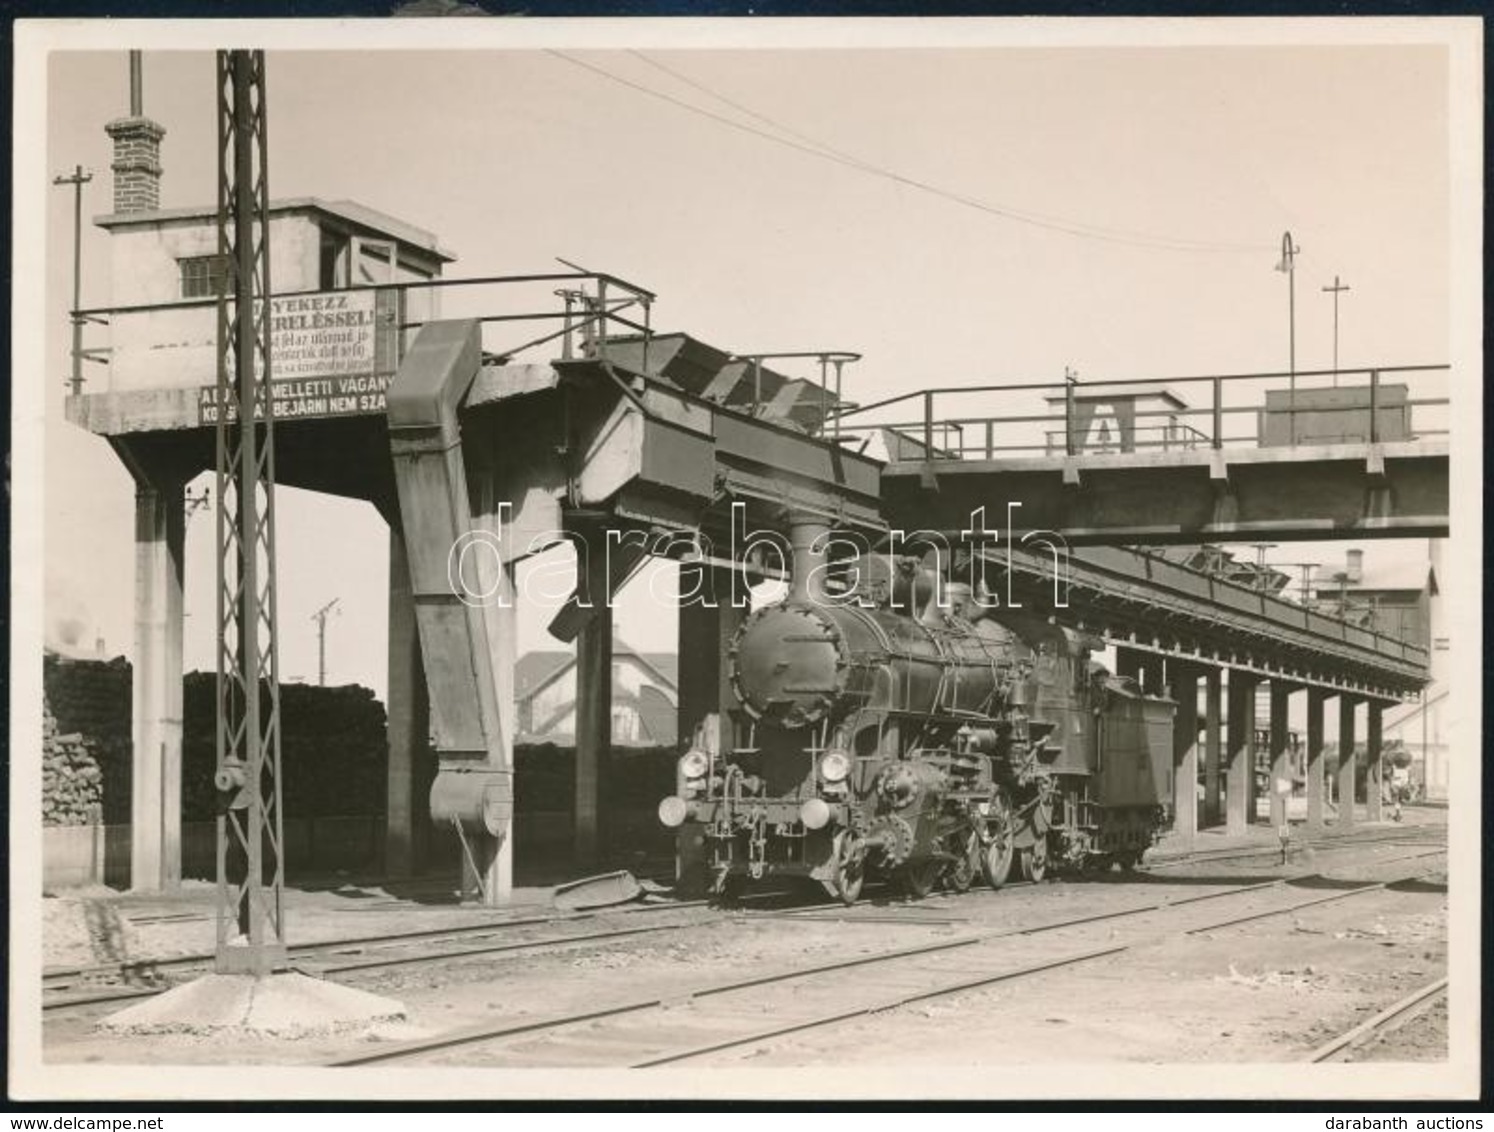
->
[799,797,832,830]
[658,795,689,828]
[819,750,851,783]
[678,748,710,780]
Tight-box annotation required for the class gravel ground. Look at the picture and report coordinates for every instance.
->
[40,819,1449,1069]
[1345,996,1448,1062]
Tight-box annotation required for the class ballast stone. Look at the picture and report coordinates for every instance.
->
[99,972,405,1037]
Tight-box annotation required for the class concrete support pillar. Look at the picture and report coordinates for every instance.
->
[1337,695,1358,830]
[574,604,613,868]
[1305,688,1327,834]
[484,563,517,903]
[1366,700,1384,823]
[1225,671,1257,837]
[131,475,185,891]
[1268,682,1294,831]
[1203,668,1223,828]
[1168,665,1199,846]
[385,524,433,878]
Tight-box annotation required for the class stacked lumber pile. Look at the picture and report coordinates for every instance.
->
[41,653,132,826]
[42,703,104,826]
[182,675,389,819]
[514,743,675,810]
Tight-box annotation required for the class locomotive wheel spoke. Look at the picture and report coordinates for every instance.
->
[831,833,865,905]
[1020,840,1050,884]
[944,832,978,893]
[981,787,1016,890]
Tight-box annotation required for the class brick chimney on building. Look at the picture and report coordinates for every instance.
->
[103,52,165,214]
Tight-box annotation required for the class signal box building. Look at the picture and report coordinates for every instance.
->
[91,198,453,398]
[62,99,458,890]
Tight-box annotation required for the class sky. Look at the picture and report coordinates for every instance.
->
[37,30,1461,702]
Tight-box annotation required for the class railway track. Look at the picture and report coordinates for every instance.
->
[1144,824,1446,871]
[44,840,1445,1021]
[320,849,1446,1068]
[1303,978,1449,1063]
[41,897,720,1013]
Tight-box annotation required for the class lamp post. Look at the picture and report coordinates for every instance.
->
[1275,232,1300,442]
[52,165,93,395]
[1322,275,1350,388]
[311,598,341,686]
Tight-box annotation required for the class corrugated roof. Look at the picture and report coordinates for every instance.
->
[515,641,680,705]
[515,651,573,699]
[1317,561,1434,596]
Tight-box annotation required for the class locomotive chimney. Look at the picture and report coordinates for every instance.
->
[787,515,830,604]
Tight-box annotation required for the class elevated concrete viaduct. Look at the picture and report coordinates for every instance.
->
[881,440,1449,544]
[66,274,1437,894]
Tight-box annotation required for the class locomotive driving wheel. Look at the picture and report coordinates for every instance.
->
[980,786,1016,890]
[942,829,978,894]
[829,831,865,905]
[898,858,942,899]
[1019,836,1050,883]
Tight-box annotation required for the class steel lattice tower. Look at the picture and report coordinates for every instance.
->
[213,49,287,975]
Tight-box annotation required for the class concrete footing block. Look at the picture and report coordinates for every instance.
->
[99,972,405,1038]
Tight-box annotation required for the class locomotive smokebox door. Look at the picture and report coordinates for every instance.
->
[731,605,847,729]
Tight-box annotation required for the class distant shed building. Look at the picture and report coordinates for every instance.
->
[517,642,679,747]
[1312,544,1446,799]
[1310,548,1435,648]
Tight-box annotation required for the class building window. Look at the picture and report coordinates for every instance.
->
[179,255,230,299]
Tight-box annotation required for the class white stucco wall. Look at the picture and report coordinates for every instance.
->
[534,704,645,745]
[104,213,325,394]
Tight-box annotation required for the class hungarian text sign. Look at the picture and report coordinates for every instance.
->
[200,373,392,424]
[199,290,391,423]
[268,291,378,380]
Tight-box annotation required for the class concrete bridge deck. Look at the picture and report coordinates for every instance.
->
[883,439,1449,544]
[63,278,1440,895]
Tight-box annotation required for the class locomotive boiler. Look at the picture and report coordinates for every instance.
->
[657,519,1176,902]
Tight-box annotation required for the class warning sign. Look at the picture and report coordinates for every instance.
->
[199,290,396,424]
[266,291,378,380]
[200,373,393,424]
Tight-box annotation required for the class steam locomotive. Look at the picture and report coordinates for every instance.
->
[657,533,1176,902]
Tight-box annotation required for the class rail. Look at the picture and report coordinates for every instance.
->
[729,350,862,429]
[831,364,1450,458]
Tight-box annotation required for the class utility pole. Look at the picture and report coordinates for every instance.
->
[1275,232,1300,443]
[1297,562,1318,604]
[311,598,341,686]
[1322,275,1350,387]
[52,165,93,395]
[213,49,286,976]
[185,484,212,523]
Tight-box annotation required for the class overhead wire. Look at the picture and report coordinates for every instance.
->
[549,49,1276,256]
